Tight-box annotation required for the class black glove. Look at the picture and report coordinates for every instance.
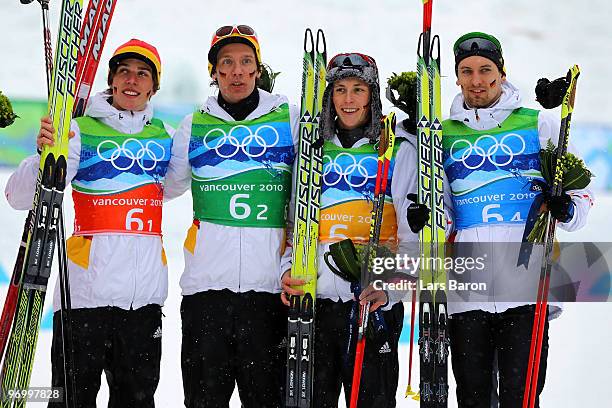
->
[401,117,417,137]
[406,193,430,233]
[546,193,575,223]
[535,76,570,109]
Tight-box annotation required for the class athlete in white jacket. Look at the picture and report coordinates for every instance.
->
[166,88,299,296]
[5,39,173,408]
[163,25,299,408]
[443,32,593,408]
[281,52,419,407]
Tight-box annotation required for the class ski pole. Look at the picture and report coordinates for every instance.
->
[39,0,54,91]
[405,287,417,397]
[349,113,396,408]
[522,65,580,408]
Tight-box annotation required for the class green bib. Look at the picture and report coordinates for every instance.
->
[188,105,295,227]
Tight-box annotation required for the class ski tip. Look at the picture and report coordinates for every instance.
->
[316,29,327,55]
[568,64,580,79]
[412,391,421,401]
[417,33,425,57]
[304,28,314,51]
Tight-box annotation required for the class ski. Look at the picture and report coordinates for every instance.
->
[349,112,397,408]
[74,0,118,117]
[433,288,449,404]
[1,0,118,356]
[418,290,434,402]
[522,65,580,408]
[429,28,448,408]
[417,0,447,406]
[285,29,315,408]
[0,0,83,405]
[1,1,117,404]
[0,0,54,368]
[285,28,326,408]
[0,215,31,363]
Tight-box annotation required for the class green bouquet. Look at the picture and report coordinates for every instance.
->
[386,71,417,134]
[325,239,395,283]
[527,139,593,242]
[258,63,280,93]
[0,91,18,128]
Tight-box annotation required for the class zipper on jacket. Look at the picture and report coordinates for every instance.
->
[131,238,139,308]
[238,228,242,291]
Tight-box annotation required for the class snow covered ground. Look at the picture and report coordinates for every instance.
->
[1,0,612,406]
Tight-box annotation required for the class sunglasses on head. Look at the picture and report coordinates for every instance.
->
[328,53,376,71]
[214,25,256,38]
[454,37,500,58]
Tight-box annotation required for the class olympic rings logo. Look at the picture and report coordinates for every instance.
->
[202,125,280,159]
[97,138,166,171]
[323,153,378,188]
[449,133,526,170]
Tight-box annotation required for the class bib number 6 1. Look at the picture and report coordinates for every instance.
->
[126,208,153,231]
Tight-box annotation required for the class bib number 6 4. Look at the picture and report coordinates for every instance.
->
[230,194,268,220]
[482,204,523,223]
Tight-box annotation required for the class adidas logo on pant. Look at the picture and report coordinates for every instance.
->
[153,327,162,339]
[278,337,288,349]
[379,341,392,354]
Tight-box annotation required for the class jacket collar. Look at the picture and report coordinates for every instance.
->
[200,88,288,121]
[84,92,154,134]
[449,81,522,130]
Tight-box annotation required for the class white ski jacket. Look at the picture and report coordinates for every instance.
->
[5,92,175,312]
[282,128,419,309]
[445,81,594,317]
[165,89,300,296]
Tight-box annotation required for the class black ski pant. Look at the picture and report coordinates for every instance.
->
[181,289,286,408]
[49,305,162,408]
[312,299,404,408]
[449,305,549,408]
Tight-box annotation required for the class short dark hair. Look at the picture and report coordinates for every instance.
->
[107,61,160,92]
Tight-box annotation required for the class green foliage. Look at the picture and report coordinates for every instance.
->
[0,91,18,128]
[258,63,281,93]
[527,139,594,242]
[539,139,593,191]
[386,72,417,134]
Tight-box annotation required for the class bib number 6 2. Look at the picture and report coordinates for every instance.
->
[230,194,268,220]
